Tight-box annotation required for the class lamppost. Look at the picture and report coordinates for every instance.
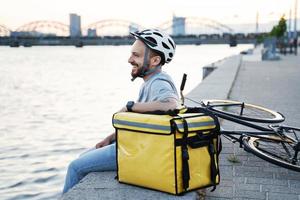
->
[294,0,298,55]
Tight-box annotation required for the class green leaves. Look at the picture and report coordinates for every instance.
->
[270,15,287,38]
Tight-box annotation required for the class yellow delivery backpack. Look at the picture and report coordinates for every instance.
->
[112,107,221,195]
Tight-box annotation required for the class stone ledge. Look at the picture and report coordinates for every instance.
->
[186,54,242,106]
[61,172,197,200]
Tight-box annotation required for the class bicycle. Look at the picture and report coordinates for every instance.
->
[179,74,300,172]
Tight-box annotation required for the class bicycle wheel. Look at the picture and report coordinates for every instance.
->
[201,99,284,123]
[243,132,300,172]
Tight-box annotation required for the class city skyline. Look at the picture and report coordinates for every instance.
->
[0,0,298,30]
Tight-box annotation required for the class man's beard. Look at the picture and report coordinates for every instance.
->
[131,63,144,79]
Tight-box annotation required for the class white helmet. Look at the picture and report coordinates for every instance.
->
[130,29,176,64]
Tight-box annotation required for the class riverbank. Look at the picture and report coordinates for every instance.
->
[61,53,244,200]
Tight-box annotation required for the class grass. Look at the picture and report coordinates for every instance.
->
[196,188,206,200]
[227,154,241,163]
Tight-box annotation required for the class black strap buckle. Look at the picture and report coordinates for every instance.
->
[182,148,189,160]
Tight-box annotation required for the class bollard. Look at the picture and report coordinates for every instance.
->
[202,65,217,80]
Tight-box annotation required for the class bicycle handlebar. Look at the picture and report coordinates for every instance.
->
[180,73,187,91]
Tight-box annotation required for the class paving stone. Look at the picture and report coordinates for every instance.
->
[262,185,300,194]
[220,176,234,182]
[289,180,300,188]
[222,147,236,154]
[274,172,300,180]
[220,166,234,179]
[234,166,260,173]
[288,171,300,176]
[233,198,261,200]
[242,161,270,167]
[220,142,234,148]
[234,190,266,199]
[247,156,266,162]
[246,177,288,186]
[217,179,233,186]
[262,166,289,173]
[267,192,300,200]
[206,197,231,200]
[232,177,246,184]
[234,170,274,179]
[234,183,261,192]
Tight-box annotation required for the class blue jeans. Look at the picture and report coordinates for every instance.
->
[62,143,117,194]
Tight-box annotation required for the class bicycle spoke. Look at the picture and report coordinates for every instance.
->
[202,99,284,123]
[256,140,295,163]
[243,135,300,172]
[292,130,299,140]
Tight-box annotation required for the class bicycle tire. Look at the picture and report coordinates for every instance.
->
[243,136,300,172]
[201,99,284,123]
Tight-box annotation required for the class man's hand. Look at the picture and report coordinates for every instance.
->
[95,138,111,149]
[95,132,116,149]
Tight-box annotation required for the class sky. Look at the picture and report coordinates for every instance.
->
[0,0,298,30]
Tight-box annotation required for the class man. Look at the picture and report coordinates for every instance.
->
[62,29,179,194]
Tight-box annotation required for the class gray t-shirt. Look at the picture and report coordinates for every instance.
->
[137,72,179,103]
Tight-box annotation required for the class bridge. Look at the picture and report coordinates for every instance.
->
[0,17,257,46]
[1,17,237,36]
[15,20,69,36]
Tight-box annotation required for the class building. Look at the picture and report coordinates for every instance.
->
[172,16,185,36]
[70,13,82,37]
[87,28,97,37]
[129,24,139,34]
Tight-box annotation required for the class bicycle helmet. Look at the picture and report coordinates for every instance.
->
[130,29,176,65]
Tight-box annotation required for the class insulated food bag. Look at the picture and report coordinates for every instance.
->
[112,108,221,195]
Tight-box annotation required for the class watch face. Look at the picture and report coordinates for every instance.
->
[127,101,134,111]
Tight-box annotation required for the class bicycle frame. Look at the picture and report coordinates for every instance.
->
[179,74,300,171]
[198,105,298,145]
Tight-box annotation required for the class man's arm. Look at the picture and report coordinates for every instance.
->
[96,98,177,148]
[121,98,178,113]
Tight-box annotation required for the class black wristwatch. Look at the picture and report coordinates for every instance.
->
[126,101,135,112]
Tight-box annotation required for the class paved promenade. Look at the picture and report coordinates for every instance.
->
[62,49,300,200]
[205,52,300,200]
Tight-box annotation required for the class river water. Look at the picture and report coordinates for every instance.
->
[0,44,252,199]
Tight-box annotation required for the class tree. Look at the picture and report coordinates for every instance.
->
[270,15,287,38]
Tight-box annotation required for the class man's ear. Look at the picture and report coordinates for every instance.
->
[151,56,161,66]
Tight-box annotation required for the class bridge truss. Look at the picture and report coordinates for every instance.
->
[83,19,143,36]
[158,17,234,35]
[15,21,69,36]
[1,17,235,37]
[0,25,11,36]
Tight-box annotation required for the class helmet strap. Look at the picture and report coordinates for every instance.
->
[131,46,150,81]
[143,65,161,76]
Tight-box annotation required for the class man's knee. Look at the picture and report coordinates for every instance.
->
[68,158,89,178]
[68,159,80,175]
